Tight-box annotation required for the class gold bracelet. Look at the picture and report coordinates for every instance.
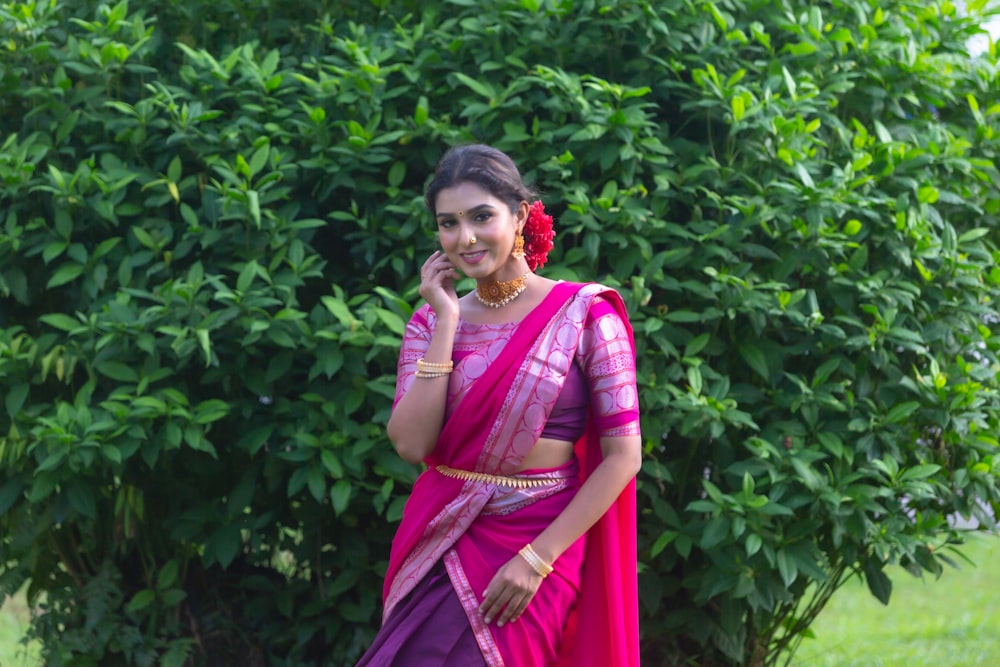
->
[414,369,450,379]
[417,358,453,374]
[518,544,553,578]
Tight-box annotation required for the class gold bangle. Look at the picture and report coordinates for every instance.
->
[518,544,553,578]
[414,370,450,379]
[417,358,453,373]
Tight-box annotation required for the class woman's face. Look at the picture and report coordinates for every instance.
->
[434,182,526,282]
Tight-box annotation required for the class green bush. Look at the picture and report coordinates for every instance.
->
[1,0,998,665]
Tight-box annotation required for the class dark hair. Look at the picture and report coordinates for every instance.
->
[424,144,538,215]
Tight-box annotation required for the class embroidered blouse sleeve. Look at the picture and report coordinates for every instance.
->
[393,305,434,408]
[578,298,641,437]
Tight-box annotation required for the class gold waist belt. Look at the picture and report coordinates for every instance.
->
[435,465,570,489]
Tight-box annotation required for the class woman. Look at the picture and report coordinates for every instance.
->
[357,144,641,667]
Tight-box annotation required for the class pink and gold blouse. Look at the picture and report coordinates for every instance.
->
[395,297,640,442]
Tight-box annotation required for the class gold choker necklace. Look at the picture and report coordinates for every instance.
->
[476,274,529,308]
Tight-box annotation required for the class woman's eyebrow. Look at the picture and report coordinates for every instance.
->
[436,203,492,219]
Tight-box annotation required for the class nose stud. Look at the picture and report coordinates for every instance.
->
[470,236,477,244]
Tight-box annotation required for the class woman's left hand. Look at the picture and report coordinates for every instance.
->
[479,555,544,627]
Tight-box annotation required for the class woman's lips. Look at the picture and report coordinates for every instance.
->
[460,250,487,264]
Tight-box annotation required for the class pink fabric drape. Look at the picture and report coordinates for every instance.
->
[382,282,639,667]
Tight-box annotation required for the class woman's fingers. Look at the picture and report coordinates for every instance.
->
[480,586,513,625]
[498,590,531,626]
[479,557,542,626]
[482,585,534,626]
[420,251,455,286]
[422,250,447,271]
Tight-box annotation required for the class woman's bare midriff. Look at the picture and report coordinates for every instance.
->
[518,437,576,471]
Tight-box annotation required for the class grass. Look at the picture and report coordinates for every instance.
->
[1,535,997,666]
[790,532,1000,667]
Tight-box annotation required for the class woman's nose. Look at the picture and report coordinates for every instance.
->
[462,225,477,246]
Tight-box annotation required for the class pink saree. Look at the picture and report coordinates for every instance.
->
[382,282,639,667]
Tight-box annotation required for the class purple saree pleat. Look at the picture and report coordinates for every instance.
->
[356,561,487,667]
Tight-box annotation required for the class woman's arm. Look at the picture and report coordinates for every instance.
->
[478,434,641,626]
[386,250,460,463]
[386,312,458,463]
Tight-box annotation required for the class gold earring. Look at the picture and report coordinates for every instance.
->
[512,233,525,259]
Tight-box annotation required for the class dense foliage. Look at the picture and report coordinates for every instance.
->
[1,0,999,665]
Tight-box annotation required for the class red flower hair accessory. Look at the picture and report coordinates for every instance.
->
[523,200,555,271]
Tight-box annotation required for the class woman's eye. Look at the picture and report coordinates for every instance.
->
[474,212,491,222]
[438,219,456,228]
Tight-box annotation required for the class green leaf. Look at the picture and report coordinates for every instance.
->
[957,228,989,244]
[194,399,230,424]
[160,640,193,667]
[330,479,352,517]
[864,557,892,605]
[322,296,355,326]
[375,308,405,336]
[793,163,814,188]
[42,241,68,264]
[238,426,273,455]
[0,478,25,516]
[66,479,97,519]
[133,226,158,249]
[248,190,261,227]
[701,517,730,549]
[167,156,182,183]
[321,450,344,478]
[452,72,493,99]
[237,261,258,292]
[161,589,187,607]
[46,263,84,288]
[208,523,242,569]
[157,560,180,590]
[96,361,138,383]
[684,333,711,357]
[5,383,29,419]
[197,328,212,366]
[651,530,678,557]
[745,533,762,557]
[248,144,269,178]
[686,365,703,395]
[29,474,57,502]
[307,466,326,502]
[738,343,770,381]
[782,65,797,100]
[414,95,429,126]
[776,549,797,586]
[900,464,941,482]
[387,161,406,188]
[884,401,920,424]
[126,589,156,613]
[663,310,703,323]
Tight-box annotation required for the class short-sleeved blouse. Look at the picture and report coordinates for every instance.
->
[394,297,639,438]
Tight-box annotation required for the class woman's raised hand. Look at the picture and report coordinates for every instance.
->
[419,250,459,319]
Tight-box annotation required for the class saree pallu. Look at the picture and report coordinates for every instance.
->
[375,282,639,667]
